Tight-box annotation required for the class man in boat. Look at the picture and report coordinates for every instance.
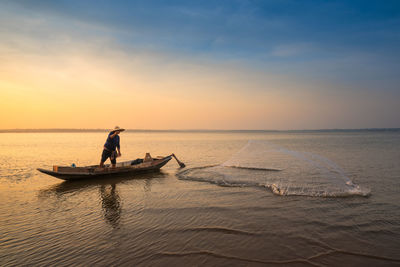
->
[99,126,125,168]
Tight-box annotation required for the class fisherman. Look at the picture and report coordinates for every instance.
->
[100,126,125,168]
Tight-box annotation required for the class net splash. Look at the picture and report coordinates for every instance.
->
[178,140,370,197]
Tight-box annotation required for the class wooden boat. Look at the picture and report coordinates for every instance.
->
[37,153,174,181]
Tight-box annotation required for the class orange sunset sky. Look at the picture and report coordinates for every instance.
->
[1,1,399,130]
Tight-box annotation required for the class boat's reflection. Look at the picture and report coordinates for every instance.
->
[41,171,168,195]
[100,184,121,228]
[39,172,168,228]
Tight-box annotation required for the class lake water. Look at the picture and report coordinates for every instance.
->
[0,131,399,266]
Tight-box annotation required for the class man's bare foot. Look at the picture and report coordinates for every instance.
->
[95,166,106,171]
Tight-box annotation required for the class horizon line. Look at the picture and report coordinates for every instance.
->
[0,128,399,133]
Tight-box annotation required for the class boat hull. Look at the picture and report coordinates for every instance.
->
[37,156,172,181]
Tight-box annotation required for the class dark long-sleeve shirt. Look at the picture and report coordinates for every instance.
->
[104,131,120,151]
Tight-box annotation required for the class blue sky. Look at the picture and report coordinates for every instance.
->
[1,0,400,129]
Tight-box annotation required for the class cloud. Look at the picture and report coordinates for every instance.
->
[270,43,314,57]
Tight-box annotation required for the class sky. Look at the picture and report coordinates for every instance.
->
[0,0,399,130]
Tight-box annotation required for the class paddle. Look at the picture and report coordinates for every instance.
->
[171,153,186,168]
